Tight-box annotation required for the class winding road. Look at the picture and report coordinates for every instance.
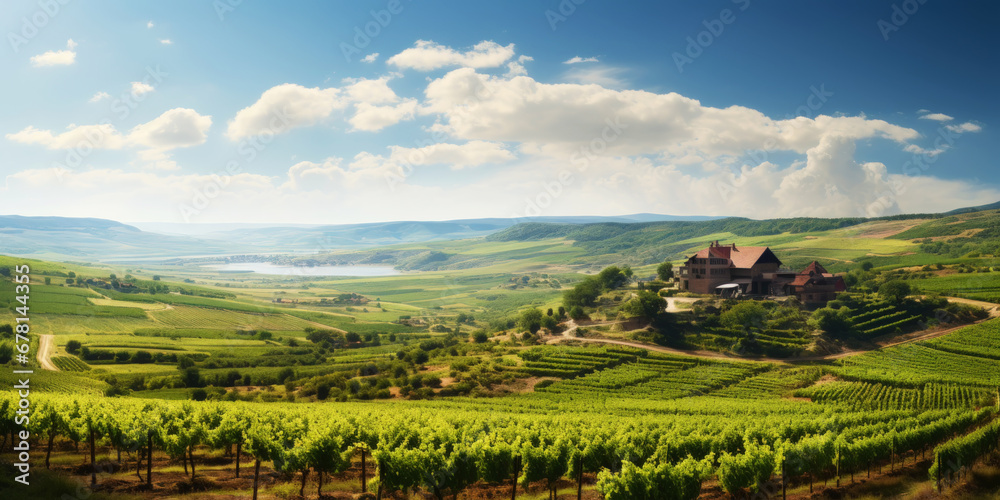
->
[37,334,59,371]
[548,296,1000,363]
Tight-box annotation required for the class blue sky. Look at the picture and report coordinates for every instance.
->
[0,0,997,224]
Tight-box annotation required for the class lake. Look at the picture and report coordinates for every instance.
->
[206,262,400,276]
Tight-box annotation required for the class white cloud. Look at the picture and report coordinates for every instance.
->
[30,39,77,67]
[128,108,212,151]
[919,112,953,122]
[89,91,110,103]
[388,40,516,71]
[361,53,379,63]
[6,109,212,170]
[945,122,982,134]
[160,39,173,45]
[147,21,155,28]
[131,81,155,95]
[6,124,127,150]
[563,66,627,87]
[505,55,533,78]
[385,141,515,169]
[350,100,417,132]
[563,56,599,64]
[227,83,346,140]
[903,144,947,156]
[421,69,918,160]
[344,77,399,104]
[229,79,418,137]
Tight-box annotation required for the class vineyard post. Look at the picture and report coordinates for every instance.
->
[236,439,241,478]
[781,457,786,500]
[189,445,196,479]
[361,447,367,493]
[577,454,584,500]
[890,435,895,472]
[45,430,54,469]
[90,425,97,486]
[835,444,840,488]
[252,458,261,500]
[147,432,152,488]
[936,453,941,492]
[511,455,522,500]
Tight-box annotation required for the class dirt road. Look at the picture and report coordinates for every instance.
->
[549,297,999,363]
[37,334,59,371]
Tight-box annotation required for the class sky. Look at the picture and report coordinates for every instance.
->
[0,0,997,225]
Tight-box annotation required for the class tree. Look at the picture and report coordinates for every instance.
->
[569,306,586,321]
[44,277,51,285]
[65,340,82,354]
[190,388,208,401]
[517,308,544,334]
[879,280,911,303]
[563,277,602,308]
[621,291,666,321]
[809,307,853,335]
[720,301,768,331]
[657,261,674,281]
[0,267,10,277]
[182,367,202,388]
[597,266,629,290]
[472,331,489,343]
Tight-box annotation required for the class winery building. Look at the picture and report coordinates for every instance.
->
[677,241,845,304]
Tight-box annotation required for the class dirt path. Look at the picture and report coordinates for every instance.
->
[548,297,999,364]
[37,334,59,371]
[939,296,1000,317]
[665,297,699,313]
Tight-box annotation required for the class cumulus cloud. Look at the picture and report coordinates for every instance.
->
[563,66,627,87]
[147,21,154,28]
[384,141,515,169]
[89,91,110,103]
[388,40,516,71]
[919,112,953,122]
[6,124,127,150]
[361,53,379,63]
[160,39,173,45]
[563,56,599,64]
[945,122,982,134]
[6,108,212,170]
[350,100,417,132]
[229,79,419,138]
[131,81,155,95]
[128,108,212,150]
[421,68,918,160]
[226,84,346,140]
[30,39,77,67]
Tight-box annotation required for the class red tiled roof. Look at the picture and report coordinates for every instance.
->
[801,261,829,275]
[729,246,774,269]
[691,245,776,269]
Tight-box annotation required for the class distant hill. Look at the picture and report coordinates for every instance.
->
[0,215,236,261]
[945,200,1000,215]
[0,213,721,261]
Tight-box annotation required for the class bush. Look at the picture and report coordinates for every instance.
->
[190,388,208,401]
[65,340,82,354]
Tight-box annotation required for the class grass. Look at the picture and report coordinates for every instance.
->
[909,272,1000,303]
